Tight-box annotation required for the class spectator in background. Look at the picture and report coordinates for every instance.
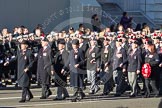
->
[135,23,142,31]
[1,28,8,37]
[142,25,151,35]
[110,24,115,32]
[13,27,18,37]
[78,23,85,34]
[91,14,101,32]
[120,12,133,30]
[142,23,147,30]
[35,28,43,37]
[117,25,124,33]
[23,27,29,35]
[17,27,23,36]
[85,28,91,37]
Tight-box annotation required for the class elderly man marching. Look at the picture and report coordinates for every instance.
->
[62,39,86,102]
[112,38,127,97]
[53,40,69,100]
[85,37,101,95]
[37,37,54,99]
[4,40,34,103]
[126,39,142,97]
[100,38,114,95]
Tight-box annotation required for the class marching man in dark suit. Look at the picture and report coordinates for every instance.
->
[85,38,100,94]
[4,40,34,103]
[100,38,113,95]
[126,39,142,97]
[53,40,69,100]
[37,37,54,99]
[62,39,85,102]
[143,43,160,98]
[112,38,127,97]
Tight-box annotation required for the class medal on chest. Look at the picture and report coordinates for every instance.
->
[0,60,3,63]
[75,54,78,59]
[149,55,153,58]
[43,53,47,56]
[24,56,27,60]
[105,54,108,58]
[92,53,95,58]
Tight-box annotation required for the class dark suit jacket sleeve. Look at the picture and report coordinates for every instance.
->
[63,53,70,71]
[137,51,142,71]
[123,49,131,65]
[84,49,89,64]
[122,48,127,69]
[108,47,114,64]
[63,51,69,65]
[26,50,35,70]
[44,48,54,71]
[96,48,101,68]
[149,53,160,66]
[9,50,19,63]
[78,49,85,66]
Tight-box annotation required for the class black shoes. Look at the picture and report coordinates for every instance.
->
[53,95,69,101]
[46,90,52,98]
[81,92,86,98]
[71,98,77,102]
[19,99,26,103]
[114,94,121,97]
[19,96,33,103]
[26,96,33,101]
[143,94,150,98]
[53,97,63,101]
[40,90,52,99]
[40,96,47,99]
[53,96,69,101]
[15,83,18,88]
[101,92,109,96]
[129,94,136,98]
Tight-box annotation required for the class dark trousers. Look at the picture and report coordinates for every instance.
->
[100,71,113,94]
[42,84,51,97]
[73,87,85,99]
[22,87,33,100]
[113,69,126,95]
[145,78,159,96]
[56,86,69,99]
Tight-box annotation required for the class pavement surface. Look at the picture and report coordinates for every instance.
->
[0,86,162,108]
